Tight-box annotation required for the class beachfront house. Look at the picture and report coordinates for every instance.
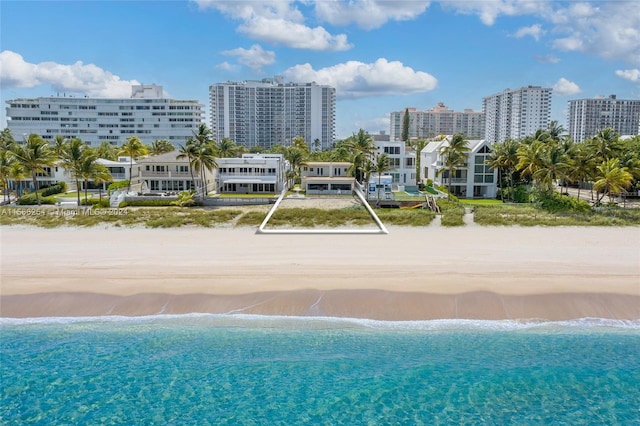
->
[421,137,497,198]
[216,154,286,194]
[374,140,417,188]
[301,162,354,195]
[136,151,214,194]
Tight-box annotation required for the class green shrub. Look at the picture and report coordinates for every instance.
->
[41,183,67,197]
[536,192,591,213]
[124,199,175,207]
[16,193,57,205]
[108,180,129,194]
[512,185,531,203]
[81,198,110,208]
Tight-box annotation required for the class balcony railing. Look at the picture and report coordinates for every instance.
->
[139,171,192,178]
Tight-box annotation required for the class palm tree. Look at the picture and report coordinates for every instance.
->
[8,161,26,199]
[593,159,633,204]
[59,138,87,206]
[96,141,118,161]
[532,144,569,195]
[118,136,147,192]
[147,139,174,156]
[516,140,546,188]
[52,135,68,159]
[487,139,519,202]
[373,153,391,206]
[10,134,55,205]
[347,129,376,184]
[588,128,622,161]
[567,143,596,201]
[438,133,470,198]
[192,142,217,197]
[284,146,306,188]
[216,138,239,158]
[76,149,113,202]
[547,120,566,143]
[177,138,198,191]
[0,149,12,202]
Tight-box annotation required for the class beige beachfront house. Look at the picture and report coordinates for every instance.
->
[135,151,214,194]
[301,162,355,195]
[216,153,286,194]
[421,137,498,198]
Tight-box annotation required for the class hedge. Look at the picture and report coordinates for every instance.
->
[17,193,58,205]
[41,182,67,197]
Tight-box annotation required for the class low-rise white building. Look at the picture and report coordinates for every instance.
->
[216,153,286,194]
[301,162,354,195]
[421,137,497,198]
[135,151,213,194]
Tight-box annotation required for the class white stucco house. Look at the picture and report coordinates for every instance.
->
[301,162,354,194]
[421,137,497,198]
[135,151,213,194]
[216,153,286,194]
[373,140,416,187]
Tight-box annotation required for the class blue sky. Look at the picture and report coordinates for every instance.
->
[1,0,639,139]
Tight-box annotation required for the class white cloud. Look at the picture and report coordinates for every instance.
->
[0,50,139,97]
[215,61,239,71]
[549,2,640,65]
[615,69,640,82]
[283,58,437,99]
[535,54,560,64]
[552,77,580,95]
[194,0,352,51]
[221,45,275,72]
[440,0,552,26]
[512,24,544,41]
[239,16,351,51]
[441,1,639,65]
[314,0,431,30]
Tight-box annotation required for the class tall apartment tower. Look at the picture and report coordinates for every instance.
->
[483,86,552,143]
[567,95,640,142]
[209,76,336,151]
[5,85,203,147]
[389,103,484,141]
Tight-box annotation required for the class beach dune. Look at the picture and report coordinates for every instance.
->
[1,226,638,320]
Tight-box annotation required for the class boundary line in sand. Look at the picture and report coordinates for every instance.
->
[257,183,388,235]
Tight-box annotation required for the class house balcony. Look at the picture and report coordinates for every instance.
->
[139,171,192,178]
[109,173,126,180]
[219,172,276,177]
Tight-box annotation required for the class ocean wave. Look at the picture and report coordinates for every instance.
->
[1,314,639,332]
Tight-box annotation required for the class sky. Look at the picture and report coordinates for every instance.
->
[1,0,639,140]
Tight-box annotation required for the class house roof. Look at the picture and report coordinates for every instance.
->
[137,151,187,164]
[97,158,135,166]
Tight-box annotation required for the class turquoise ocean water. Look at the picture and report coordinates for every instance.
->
[1,315,639,425]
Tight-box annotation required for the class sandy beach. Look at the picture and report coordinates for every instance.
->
[1,224,639,320]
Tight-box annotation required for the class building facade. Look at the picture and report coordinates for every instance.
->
[5,85,203,147]
[374,140,416,186]
[135,151,213,194]
[301,162,354,195]
[216,154,286,194]
[483,86,552,143]
[389,103,485,141]
[209,76,336,151]
[421,137,497,199]
[567,95,640,142]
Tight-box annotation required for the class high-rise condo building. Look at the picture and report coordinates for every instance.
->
[209,76,336,151]
[567,95,640,142]
[483,86,552,143]
[5,85,203,147]
[389,103,484,141]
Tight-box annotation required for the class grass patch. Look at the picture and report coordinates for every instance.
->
[459,199,503,206]
[377,209,435,226]
[437,199,465,227]
[474,204,640,226]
